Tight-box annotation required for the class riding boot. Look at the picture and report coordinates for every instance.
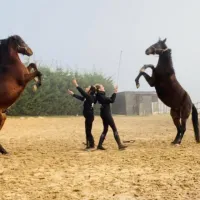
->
[85,138,90,149]
[89,135,95,148]
[114,132,127,150]
[97,134,106,150]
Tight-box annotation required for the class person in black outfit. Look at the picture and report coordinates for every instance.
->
[95,84,127,150]
[68,79,96,149]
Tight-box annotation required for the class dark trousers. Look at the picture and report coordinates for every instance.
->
[97,111,125,149]
[84,113,95,147]
[101,113,117,136]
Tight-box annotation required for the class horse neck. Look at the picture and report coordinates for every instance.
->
[0,49,22,65]
[10,50,22,64]
[157,50,175,75]
[0,41,7,64]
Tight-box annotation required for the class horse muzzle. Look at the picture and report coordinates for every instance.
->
[145,48,153,55]
[25,47,33,56]
[18,45,33,56]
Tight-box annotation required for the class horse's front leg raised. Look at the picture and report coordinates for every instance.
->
[140,64,155,72]
[27,63,38,73]
[135,65,155,88]
[24,70,42,85]
[26,63,42,90]
[27,65,33,72]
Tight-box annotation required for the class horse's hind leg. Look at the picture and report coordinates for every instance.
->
[178,102,192,143]
[179,118,187,143]
[170,109,182,145]
[0,113,7,154]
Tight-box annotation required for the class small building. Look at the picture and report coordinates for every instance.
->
[112,91,161,115]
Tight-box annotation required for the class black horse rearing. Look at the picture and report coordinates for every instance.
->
[135,38,200,145]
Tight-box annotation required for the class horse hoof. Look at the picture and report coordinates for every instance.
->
[33,85,37,92]
[36,82,42,87]
[34,77,39,82]
[0,149,8,154]
[171,141,176,145]
[38,72,42,77]
[171,142,180,146]
[1,151,8,155]
[0,145,8,154]
[136,83,140,88]
[140,67,145,72]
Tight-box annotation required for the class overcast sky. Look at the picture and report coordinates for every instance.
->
[1,0,200,102]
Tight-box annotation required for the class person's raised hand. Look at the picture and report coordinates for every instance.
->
[68,89,74,95]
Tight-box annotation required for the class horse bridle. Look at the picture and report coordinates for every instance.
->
[17,45,28,51]
[151,46,168,54]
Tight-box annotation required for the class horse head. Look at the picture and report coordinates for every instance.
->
[7,35,33,56]
[145,38,168,55]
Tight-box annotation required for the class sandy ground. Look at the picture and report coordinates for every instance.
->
[0,115,200,200]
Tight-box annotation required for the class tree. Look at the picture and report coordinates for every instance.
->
[8,66,114,116]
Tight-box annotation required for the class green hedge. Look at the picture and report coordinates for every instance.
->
[8,66,114,116]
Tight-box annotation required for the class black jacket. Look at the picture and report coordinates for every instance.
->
[73,86,96,116]
[96,91,116,114]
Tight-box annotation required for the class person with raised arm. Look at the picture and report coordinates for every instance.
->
[68,79,96,149]
[95,84,127,150]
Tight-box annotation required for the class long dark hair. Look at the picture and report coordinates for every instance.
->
[89,85,96,95]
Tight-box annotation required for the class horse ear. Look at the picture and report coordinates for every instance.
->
[158,37,161,41]
[163,38,167,43]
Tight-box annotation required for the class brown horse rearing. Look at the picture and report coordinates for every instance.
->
[0,35,42,154]
[135,38,200,145]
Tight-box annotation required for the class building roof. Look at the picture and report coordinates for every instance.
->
[118,91,157,95]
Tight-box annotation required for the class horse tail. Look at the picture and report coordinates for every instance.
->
[192,104,200,142]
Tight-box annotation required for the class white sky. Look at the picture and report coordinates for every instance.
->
[1,0,200,102]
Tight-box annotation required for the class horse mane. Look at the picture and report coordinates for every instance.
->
[0,35,23,64]
[0,39,9,64]
[158,49,175,75]
[7,35,25,44]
